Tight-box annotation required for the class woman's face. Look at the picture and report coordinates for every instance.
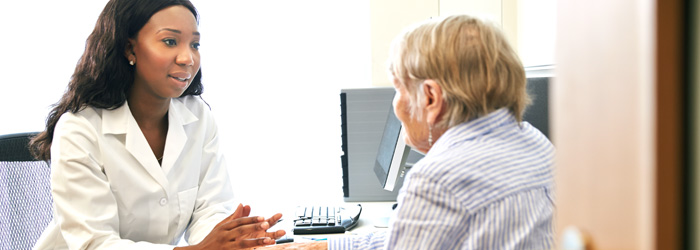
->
[129,5,200,99]
[392,75,431,153]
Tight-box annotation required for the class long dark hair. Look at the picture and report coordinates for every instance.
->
[30,0,203,161]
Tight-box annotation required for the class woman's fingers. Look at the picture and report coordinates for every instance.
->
[202,207,288,249]
[220,216,266,231]
[243,229,285,241]
[233,237,276,249]
[266,213,283,227]
[226,220,272,237]
[221,212,283,231]
[216,204,256,228]
[242,205,252,217]
[230,204,252,220]
[269,229,286,239]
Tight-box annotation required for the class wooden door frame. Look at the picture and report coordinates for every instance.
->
[655,0,686,248]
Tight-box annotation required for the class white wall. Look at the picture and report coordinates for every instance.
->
[369,0,438,86]
[369,0,556,87]
[0,1,371,210]
[0,0,109,134]
[517,0,556,67]
[193,1,371,207]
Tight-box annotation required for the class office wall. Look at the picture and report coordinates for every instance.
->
[0,1,374,208]
[369,0,438,87]
[0,0,372,134]
[188,1,372,206]
[516,0,556,67]
[0,0,109,134]
[369,0,506,87]
[369,0,508,86]
[369,0,555,86]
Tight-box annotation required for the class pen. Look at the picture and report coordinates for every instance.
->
[302,237,327,241]
[276,237,294,244]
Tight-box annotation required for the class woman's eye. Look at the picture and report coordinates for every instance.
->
[191,42,200,50]
[163,39,177,46]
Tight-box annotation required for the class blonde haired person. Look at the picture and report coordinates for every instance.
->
[264,14,555,250]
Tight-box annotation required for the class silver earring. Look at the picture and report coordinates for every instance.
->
[129,60,134,66]
[428,125,433,147]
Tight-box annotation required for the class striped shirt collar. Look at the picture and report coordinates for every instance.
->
[430,108,517,153]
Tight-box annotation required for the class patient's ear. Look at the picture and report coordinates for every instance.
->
[422,79,444,126]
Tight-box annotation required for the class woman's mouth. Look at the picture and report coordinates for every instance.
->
[171,76,189,82]
[169,72,192,82]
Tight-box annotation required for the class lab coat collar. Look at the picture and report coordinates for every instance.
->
[161,98,198,174]
[101,98,199,189]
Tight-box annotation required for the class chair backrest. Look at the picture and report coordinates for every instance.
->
[0,132,52,250]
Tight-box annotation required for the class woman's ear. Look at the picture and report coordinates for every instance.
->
[125,39,136,62]
[422,79,444,126]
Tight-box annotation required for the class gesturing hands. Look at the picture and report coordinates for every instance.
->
[177,204,286,250]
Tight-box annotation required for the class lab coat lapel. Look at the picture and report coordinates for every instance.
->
[103,102,170,189]
[161,98,198,175]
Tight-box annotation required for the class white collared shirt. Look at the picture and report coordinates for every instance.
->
[33,96,235,250]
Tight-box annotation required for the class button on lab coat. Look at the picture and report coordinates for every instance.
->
[33,96,235,250]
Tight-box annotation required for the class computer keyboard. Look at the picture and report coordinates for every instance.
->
[291,204,362,235]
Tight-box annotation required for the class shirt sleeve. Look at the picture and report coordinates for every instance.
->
[326,171,468,250]
[328,231,388,250]
[383,172,469,250]
[50,112,175,250]
[184,107,236,244]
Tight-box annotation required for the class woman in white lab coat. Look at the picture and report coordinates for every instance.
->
[29,0,284,249]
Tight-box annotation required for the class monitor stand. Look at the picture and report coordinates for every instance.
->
[373,217,391,228]
[373,203,398,228]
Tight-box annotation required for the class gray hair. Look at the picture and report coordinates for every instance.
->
[388,15,529,130]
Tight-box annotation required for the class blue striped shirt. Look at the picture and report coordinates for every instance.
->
[329,108,555,250]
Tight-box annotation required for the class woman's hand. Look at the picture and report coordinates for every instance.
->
[255,242,328,250]
[176,204,286,250]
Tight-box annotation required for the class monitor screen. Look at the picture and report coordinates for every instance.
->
[523,77,550,139]
[373,105,423,191]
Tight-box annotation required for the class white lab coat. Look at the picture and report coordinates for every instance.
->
[33,96,235,250]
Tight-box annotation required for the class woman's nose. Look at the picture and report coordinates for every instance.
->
[176,49,194,66]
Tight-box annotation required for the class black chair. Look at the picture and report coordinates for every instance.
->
[0,132,52,250]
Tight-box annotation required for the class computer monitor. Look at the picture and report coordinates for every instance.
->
[523,76,550,139]
[373,105,423,192]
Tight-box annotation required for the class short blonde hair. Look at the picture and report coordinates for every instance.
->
[388,15,529,130]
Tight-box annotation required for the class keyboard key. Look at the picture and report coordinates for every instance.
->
[305,207,313,219]
[295,206,306,218]
[295,219,311,227]
[320,207,328,217]
[312,218,327,226]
